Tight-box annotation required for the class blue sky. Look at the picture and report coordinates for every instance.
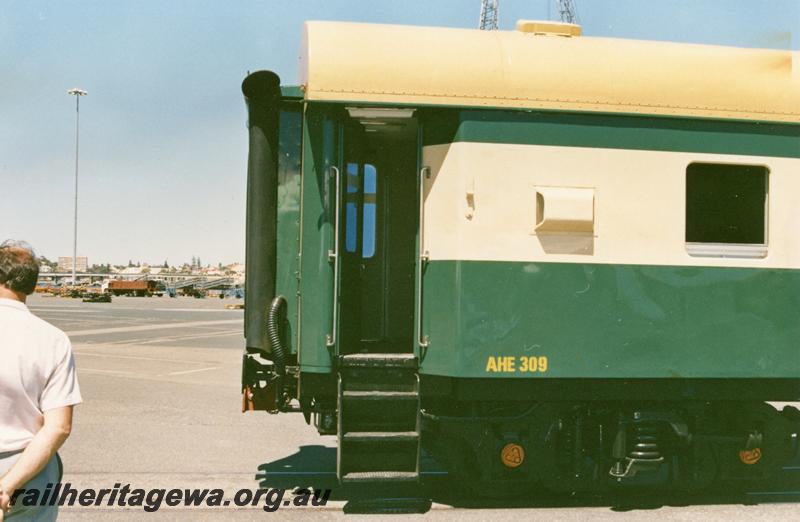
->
[1,0,797,266]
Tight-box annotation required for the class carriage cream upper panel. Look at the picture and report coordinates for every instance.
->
[422,143,800,269]
[300,21,799,123]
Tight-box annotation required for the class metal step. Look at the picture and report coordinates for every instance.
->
[343,431,419,442]
[337,358,421,484]
[340,353,417,369]
[342,390,418,400]
[341,471,419,483]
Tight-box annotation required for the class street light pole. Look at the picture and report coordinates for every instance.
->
[68,88,87,286]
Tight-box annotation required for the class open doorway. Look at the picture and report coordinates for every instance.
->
[338,109,418,355]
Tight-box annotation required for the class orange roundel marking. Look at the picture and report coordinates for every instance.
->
[501,443,525,468]
[739,448,762,465]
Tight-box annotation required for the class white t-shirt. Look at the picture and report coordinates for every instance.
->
[0,297,82,452]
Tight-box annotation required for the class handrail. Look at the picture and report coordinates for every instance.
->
[326,165,341,348]
[417,166,430,349]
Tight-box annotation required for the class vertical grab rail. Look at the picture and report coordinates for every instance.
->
[326,165,341,348]
[417,166,430,349]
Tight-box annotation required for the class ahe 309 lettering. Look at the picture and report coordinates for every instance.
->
[485,356,548,373]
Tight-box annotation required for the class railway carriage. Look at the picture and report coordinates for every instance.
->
[240,20,800,493]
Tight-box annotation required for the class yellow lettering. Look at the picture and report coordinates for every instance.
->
[538,356,548,372]
[486,355,549,373]
[497,357,507,372]
[497,356,515,372]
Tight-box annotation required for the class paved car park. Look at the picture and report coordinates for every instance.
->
[23,294,800,520]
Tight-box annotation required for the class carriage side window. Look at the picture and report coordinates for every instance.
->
[345,163,359,253]
[362,164,378,259]
[685,163,768,258]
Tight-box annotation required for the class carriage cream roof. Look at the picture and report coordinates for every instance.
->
[300,21,799,123]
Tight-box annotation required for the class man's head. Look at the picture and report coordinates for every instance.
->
[0,240,39,298]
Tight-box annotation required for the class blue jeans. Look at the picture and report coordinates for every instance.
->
[0,450,61,521]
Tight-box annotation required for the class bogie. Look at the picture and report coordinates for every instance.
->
[422,401,800,494]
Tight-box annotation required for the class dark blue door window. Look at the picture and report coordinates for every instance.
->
[343,163,377,259]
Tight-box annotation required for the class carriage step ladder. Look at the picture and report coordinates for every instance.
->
[337,353,421,484]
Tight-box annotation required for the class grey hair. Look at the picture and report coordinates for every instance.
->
[0,240,39,295]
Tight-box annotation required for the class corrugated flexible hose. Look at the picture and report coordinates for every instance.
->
[266,295,287,383]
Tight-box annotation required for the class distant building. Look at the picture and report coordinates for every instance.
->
[225,263,245,274]
[119,266,145,276]
[58,256,88,272]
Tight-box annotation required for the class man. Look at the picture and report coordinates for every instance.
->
[0,241,82,521]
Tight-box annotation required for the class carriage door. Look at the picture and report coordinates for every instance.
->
[339,111,418,355]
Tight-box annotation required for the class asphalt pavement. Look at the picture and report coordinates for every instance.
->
[22,294,800,520]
